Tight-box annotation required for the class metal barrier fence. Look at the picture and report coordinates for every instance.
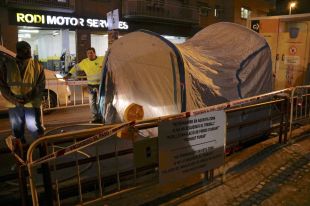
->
[289,85,310,137]
[43,77,89,112]
[22,88,295,206]
[3,84,310,205]
[0,76,89,113]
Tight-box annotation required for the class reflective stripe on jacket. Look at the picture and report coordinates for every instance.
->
[69,56,104,85]
[5,59,43,108]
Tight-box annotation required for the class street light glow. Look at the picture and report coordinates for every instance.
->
[290,2,296,8]
[289,2,297,15]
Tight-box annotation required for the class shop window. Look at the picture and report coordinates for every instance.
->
[241,7,251,19]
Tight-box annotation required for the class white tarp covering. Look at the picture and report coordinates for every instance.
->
[178,22,272,110]
[99,22,273,124]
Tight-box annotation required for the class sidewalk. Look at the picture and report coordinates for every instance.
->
[88,125,310,206]
[175,125,310,206]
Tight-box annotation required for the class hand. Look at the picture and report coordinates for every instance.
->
[15,102,24,107]
[22,92,33,103]
[63,74,71,80]
[15,97,25,106]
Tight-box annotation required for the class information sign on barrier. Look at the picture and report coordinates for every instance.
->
[158,110,226,183]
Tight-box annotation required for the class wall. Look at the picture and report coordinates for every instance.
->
[234,0,273,25]
[0,7,18,51]
[199,0,273,28]
[76,29,91,62]
[199,0,234,28]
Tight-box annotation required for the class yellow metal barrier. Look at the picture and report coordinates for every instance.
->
[23,88,296,205]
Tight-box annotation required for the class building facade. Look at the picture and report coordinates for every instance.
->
[198,0,275,27]
[0,0,274,72]
[269,0,310,15]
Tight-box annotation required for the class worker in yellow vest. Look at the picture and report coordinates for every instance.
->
[64,47,104,123]
[0,41,45,146]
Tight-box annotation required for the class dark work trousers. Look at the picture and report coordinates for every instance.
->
[88,84,101,120]
[8,106,44,142]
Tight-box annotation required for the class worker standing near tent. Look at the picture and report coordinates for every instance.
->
[0,41,45,149]
[64,47,104,123]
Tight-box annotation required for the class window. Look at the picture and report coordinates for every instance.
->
[199,6,211,16]
[214,5,223,18]
[241,7,251,19]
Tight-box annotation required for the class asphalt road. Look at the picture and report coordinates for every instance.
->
[0,105,135,205]
[0,106,92,139]
[0,106,93,175]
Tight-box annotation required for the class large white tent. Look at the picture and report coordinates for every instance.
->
[99,22,273,127]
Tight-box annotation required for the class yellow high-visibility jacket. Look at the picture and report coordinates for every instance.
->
[5,59,44,108]
[69,56,105,85]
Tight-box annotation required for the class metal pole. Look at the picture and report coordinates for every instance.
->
[115,138,121,191]
[96,144,103,196]
[16,144,28,206]
[279,99,284,143]
[39,143,54,206]
[284,97,289,143]
[289,88,295,138]
[28,164,39,206]
[40,105,44,129]
[74,139,83,203]
[52,143,61,206]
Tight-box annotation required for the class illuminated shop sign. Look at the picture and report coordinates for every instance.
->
[9,10,129,30]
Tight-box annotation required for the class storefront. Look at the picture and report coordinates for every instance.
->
[16,28,76,71]
[7,9,128,72]
[6,9,187,72]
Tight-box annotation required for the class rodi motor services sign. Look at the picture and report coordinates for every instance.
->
[9,9,129,30]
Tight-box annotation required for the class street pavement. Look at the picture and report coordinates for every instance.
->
[88,125,310,206]
[0,106,93,186]
[0,106,92,142]
[175,125,310,206]
[0,106,134,205]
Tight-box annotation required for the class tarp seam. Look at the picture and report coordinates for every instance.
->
[98,50,110,119]
[139,30,187,112]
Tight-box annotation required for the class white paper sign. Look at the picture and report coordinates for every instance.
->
[107,9,119,30]
[284,56,300,65]
[158,110,226,183]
